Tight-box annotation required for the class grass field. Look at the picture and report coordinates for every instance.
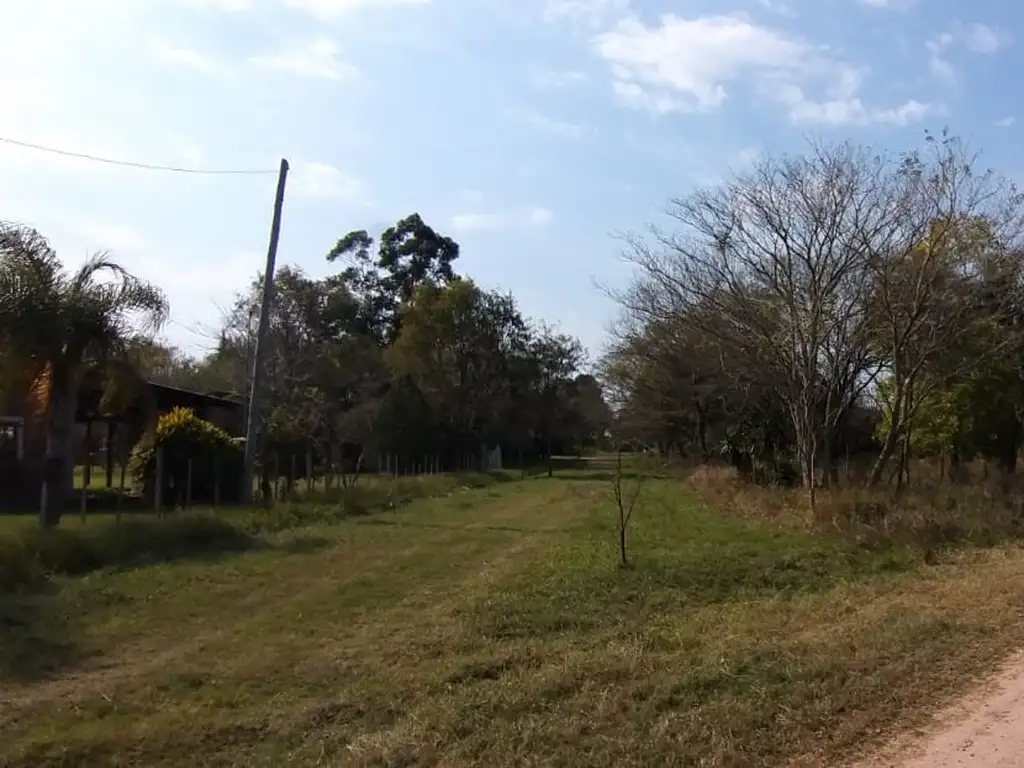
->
[2,473,1023,766]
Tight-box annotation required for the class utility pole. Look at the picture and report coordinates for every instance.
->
[242,158,289,504]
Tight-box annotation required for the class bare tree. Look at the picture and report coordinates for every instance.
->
[620,141,891,509]
[860,134,1024,485]
[611,446,646,568]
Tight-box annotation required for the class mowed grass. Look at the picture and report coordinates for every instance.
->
[2,475,1023,766]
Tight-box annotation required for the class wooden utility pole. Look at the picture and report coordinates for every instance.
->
[241,158,289,504]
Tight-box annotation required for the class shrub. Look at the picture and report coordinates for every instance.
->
[129,408,244,507]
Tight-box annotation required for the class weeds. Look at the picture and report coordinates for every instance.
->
[687,462,1024,551]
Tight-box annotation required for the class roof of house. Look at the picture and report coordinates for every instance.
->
[76,379,244,422]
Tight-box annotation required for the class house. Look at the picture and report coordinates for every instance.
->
[0,376,245,504]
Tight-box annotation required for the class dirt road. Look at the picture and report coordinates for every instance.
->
[863,653,1024,767]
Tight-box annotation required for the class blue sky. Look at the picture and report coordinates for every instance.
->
[0,0,1018,361]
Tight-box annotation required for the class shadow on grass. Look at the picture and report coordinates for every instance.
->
[355,518,570,535]
[0,582,90,684]
[0,525,332,684]
[0,581,86,684]
[537,470,668,483]
[0,515,335,592]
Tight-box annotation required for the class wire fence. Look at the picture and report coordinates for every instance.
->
[70,444,505,521]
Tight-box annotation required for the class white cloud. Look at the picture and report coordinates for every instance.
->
[756,0,796,17]
[177,144,206,166]
[451,212,506,232]
[526,206,554,225]
[248,39,357,80]
[926,34,957,85]
[153,43,230,77]
[532,69,589,89]
[519,110,594,139]
[963,22,1008,54]
[728,146,761,168]
[996,116,1015,128]
[283,0,429,19]
[178,0,252,11]
[76,221,151,253]
[0,79,53,118]
[450,206,554,233]
[543,0,630,27]
[290,162,364,200]
[859,0,916,9]
[594,13,935,125]
[926,22,1009,86]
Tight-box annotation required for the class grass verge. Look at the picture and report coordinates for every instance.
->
[1,475,1022,766]
[0,472,504,592]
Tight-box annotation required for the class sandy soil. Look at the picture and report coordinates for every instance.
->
[861,653,1024,767]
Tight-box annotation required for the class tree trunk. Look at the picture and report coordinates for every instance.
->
[40,378,77,528]
[868,376,909,487]
[869,400,903,488]
[696,407,710,463]
[948,444,964,484]
[995,413,1021,474]
[618,520,627,567]
[821,427,840,489]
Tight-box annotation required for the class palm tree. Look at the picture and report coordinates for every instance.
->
[0,222,168,527]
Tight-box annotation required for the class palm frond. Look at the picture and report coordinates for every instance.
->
[0,226,170,370]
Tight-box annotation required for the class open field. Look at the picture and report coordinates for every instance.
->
[2,472,1024,766]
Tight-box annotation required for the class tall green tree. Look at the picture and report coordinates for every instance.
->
[387,279,530,458]
[0,223,167,526]
[326,213,459,343]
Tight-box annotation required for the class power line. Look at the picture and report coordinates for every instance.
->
[0,136,278,175]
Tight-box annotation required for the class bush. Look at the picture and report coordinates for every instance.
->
[128,408,244,507]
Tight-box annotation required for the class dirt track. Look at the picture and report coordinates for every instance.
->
[862,653,1024,767]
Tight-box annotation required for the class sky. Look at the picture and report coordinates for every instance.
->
[0,0,1019,362]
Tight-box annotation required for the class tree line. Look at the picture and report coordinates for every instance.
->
[602,131,1024,505]
[1,212,613,515]
[171,213,612,483]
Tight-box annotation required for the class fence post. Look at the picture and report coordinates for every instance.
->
[185,459,193,509]
[79,483,87,523]
[213,454,221,508]
[155,445,164,518]
[305,448,312,495]
[289,452,297,498]
[326,444,334,491]
[117,460,126,528]
[83,419,93,491]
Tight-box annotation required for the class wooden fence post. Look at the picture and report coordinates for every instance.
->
[289,452,297,498]
[213,454,221,508]
[117,461,127,528]
[155,445,164,518]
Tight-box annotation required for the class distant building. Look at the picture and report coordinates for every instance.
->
[1,376,244,505]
